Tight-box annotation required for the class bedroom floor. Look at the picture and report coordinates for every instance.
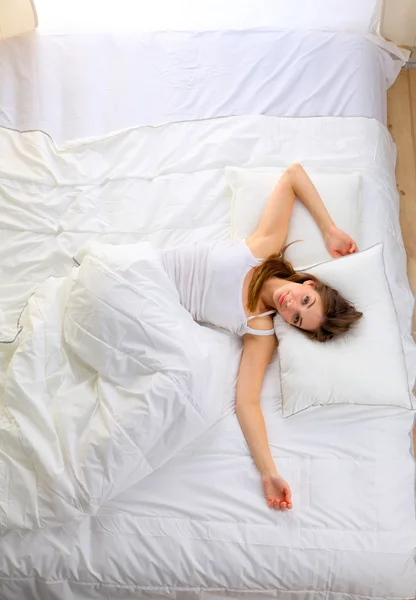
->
[386,68,416,453]
[387,68,416,336]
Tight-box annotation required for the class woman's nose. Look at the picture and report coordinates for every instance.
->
[288,297,298,314]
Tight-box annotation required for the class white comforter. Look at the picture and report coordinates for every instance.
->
[0,115,414,599]
[0,241,226,529]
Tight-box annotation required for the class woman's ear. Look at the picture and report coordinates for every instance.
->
[304,280,316,288]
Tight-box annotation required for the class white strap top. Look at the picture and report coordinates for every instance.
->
[246,310,277,335]
[161,239,276,337]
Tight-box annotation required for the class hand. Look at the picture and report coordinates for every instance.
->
[324,226,358,258]
[262,473,292,511]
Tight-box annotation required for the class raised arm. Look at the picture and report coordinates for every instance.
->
[235,333,292,511]
[247,163,358,259]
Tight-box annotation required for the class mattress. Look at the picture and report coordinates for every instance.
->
[0,115,414,599]
[0,30,404,144]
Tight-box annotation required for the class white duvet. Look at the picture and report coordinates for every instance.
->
[0,241,227,529]
[0,115,414,599]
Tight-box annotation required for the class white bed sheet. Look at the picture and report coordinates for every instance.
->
[0,115,414,599]
[0,30,404,144]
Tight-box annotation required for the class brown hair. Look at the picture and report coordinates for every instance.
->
[248,245,363,342]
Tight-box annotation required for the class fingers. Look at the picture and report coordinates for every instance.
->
[278,500,292,511]
[266,499,293,511]
[349,240,358,254]
[334,244,359,258]
[266,482,293,511]
[284,486,292,503]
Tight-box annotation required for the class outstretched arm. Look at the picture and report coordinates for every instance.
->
[236,332,292,511]
[247,163,358,258]
[288,163,358,257]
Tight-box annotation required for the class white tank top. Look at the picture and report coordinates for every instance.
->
[161,239,276,337]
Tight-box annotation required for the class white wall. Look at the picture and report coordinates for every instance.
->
[34,0,380,34]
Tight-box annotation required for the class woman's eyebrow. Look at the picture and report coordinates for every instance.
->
[307,298,316,310]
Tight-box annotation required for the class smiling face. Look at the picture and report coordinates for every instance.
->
[273,280,324,331]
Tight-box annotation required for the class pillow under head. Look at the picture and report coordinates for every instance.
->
[274,244,413,418]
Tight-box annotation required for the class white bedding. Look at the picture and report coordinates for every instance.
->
[0,242,227,529]
[0,30,404,143]
[0,115,414,599]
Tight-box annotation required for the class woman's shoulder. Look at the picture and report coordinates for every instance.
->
[244,313,275,337]
[242,318,277,352]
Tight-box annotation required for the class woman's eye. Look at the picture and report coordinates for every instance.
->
[294,313,300,324]
[303,296,309,305]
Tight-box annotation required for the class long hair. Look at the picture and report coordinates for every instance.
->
[248,245,363,342]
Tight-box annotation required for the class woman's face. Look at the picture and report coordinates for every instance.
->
[273,280,324,331]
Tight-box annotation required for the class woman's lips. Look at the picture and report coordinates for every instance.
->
[279,292,288,307]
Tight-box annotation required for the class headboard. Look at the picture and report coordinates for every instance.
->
[380,0,416,48]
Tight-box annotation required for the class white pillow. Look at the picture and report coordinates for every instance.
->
[227,167,362,269]
[274,244,413,418]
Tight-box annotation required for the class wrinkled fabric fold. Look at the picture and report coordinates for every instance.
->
[0,241,226,530]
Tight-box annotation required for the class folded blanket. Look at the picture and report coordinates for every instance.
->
[0,242,229,530]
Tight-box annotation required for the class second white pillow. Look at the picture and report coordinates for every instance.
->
[227,167,362,269]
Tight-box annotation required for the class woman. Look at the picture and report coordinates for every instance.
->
[162,163,362,512]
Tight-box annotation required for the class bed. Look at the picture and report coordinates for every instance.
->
[0,4,414,600]
[0,29,405,143]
